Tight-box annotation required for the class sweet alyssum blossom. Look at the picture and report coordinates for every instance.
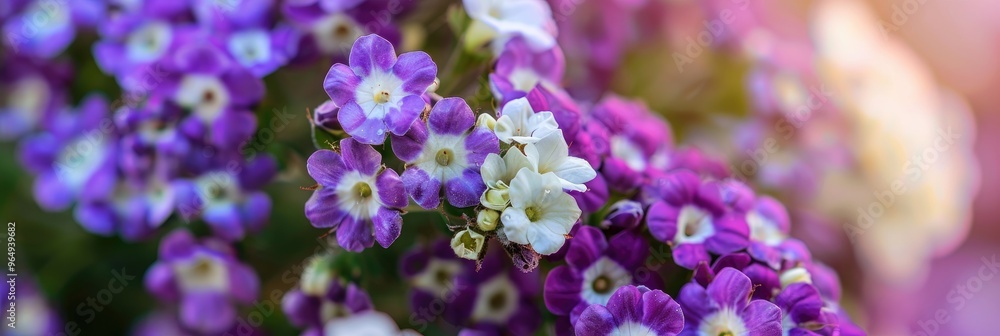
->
[678,267,782,336]
[501,168,582,255]
[324,34,437,144]
[391,97,499,209]
[574,285,684,336]
[494,97,559,144]
[304,138,408,252]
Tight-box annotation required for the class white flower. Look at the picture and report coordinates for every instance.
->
[493,98,559,144]
[479,149,536,210]
[323,311,419,336]
[462,0,557,52]
[524,131,596,192]
[501,168,581,255]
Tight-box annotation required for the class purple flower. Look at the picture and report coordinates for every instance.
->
[74,176,177,241]
[2,275,62,336]
[489,37,565,104]
[391,97,499,209]
[692,253,781,301]
[678,267,783,336]
[144,230,259,334]
[600,200,644,230]
[282,0,409,62]
[591,95,673,191]
[17,94,117,212]
[443,247,541,335]
[544,226,660,325]
[0,54,70,139]
[2,0,100,58]
[775,283,838,336]
[323,34,436,144]
[175,156,276,241]
[304,138,407,252]
[644,170,750,269]
[282,281,373,335]
[574,285,684,336]
[400,240,474,324]
[219,24,299,77]
[313,100,343,132]
[745,195,811,268]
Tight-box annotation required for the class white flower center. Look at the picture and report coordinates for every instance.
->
[175,75,230,122]
[312,13,363,54]
[354,71,406,125]
[127,21,173,63]
[609,321,657,336]
[334,171,382,220]
[411,259,462,298]
[21,1,70,37]
[674,205,715,244]
[320,302,352,322]
[7,76,48,126]
[611,136,648,171]
[581,257,632,306]
[174,253,230,292]
[196,172,241,208]
[415,134,469,181]
[699,309,748,336]
[471,275,520,324]
[56,134,109,192]
[509,68,541,93]
[227,30,272,67]
[748,211,786,246]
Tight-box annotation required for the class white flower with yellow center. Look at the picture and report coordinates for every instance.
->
[501,168,581,255]
[493,97,559,145]
[524,131,596,192]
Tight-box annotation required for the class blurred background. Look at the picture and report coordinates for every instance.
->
[1,0,998,335]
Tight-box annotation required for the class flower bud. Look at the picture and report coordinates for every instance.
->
[601,200,643,230]
[779,267,812,288]
[476,113,497,130]
[313,100,341,131]
[477,209,500,231]
[451,229,485,260]
[480,186,509,210]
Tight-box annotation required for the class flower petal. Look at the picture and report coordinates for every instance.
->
[376,167,408,209]
[340,137,382,176]
[393,51,437,95]
[349,34,396,77]
[401,167,442,209]
[373,207,403,248]
[444,169,486,208]
[323,63,360,106]
[429,97,475,135]
[338,101,389,144]
[385,95,425,136]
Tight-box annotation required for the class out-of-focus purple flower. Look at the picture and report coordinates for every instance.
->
[574,285,684,336]
[219,24,300,77]
[401,240,474,324]
[644,171,750,269]
[2,275,61,336]
[391,97,498,209]
[74,174,177,241]
[544,226,660,326]
[692,253,781,301]
[590,95,673,191]
[131,310,268,336]
[144,229,259,334]
[304,138,407,252]
[0,54,70,139]
[600,200,644,230]
[745,194,811,268]
[324,310,420,336]
[323,34,436,144]
[283,0,410,63]
[92,1,193,91]
[678,267,783,336]
[775,283,839,336]
[490,37,565,104]
[17,94,117,212]
[282,253,375,335]
[194,0,274,29]
[2,0,103,58]
[175,156,276,241]
[442,247,542,334]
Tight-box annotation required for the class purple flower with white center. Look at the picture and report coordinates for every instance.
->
[544,226,660,325]
[401,240,474,323]
[17,95,117,211]
[193,0,273,29]
[745,195,812,268]
[666,147,732,180]
[591,95,673,191]
[645,171,750,269]
[304,138,408,252]
[2,0,101,58]
[0,54,70,139]
[574,285,684,336]
[221,24,299,77]
[74,176,177,241]
[489,37,565,104]
[144,230,259,334]
[323,34,437,144]
[678,267,783,336]
[175,156,276,241]
[692,253,781,301]
[443,248,541,335]
[282,253,375,336]
[775,283,838,336]
[2,275,61,336]
[391,97,499,209]
[282,0,408,61]
[92,0,192,89]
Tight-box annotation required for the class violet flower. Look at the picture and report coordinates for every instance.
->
[775,283,838,336]
[323,34,436,144]
[283,281,373,336]
[175,156,276,241]
[305,138,408,252]
[443,248,541,334]
[574,285,684,336]
[544,226,660,325]
[400,240,474,324]
[644,170,750,269]
[144,230,259,334]
[489,37,565,104]
[678,268,783,336]
[590,95,673,191]
[391,97,499,209]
